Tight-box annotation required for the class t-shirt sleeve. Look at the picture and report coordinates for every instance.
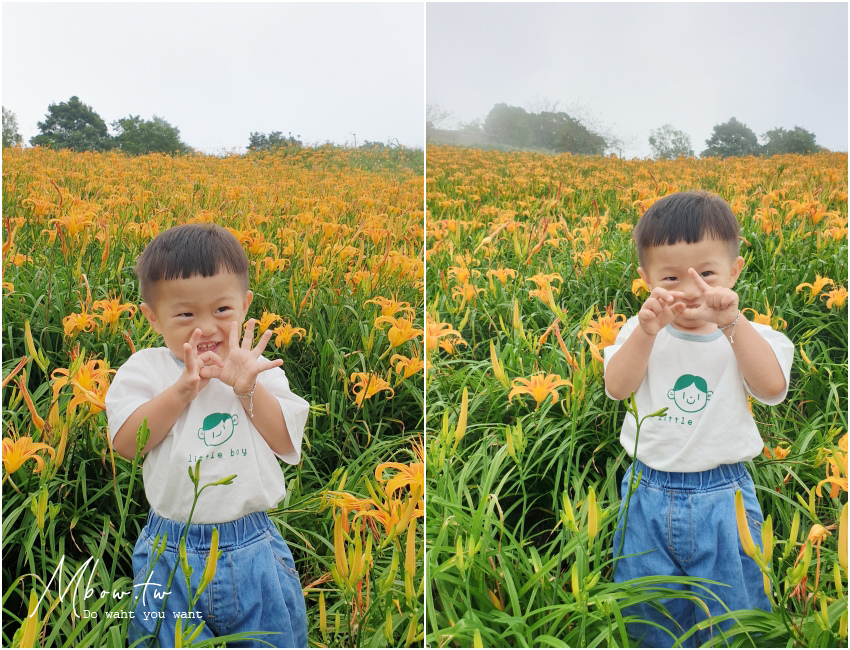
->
[104,352,161,444]
[744,324,795,405]
[258,365,309,465]
[602,316,639,400]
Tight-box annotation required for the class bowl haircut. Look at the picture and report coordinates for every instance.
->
[135,223,250,307]
[633,191,740,269]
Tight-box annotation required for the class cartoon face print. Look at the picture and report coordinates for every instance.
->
[667,374,712,413]
[198,412,238,446]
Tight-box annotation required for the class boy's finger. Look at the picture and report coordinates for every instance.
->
[253,328,274,355]
[257,359,284,372]
[183,341,196,365]
[649,287,672,301]
[649,288,686,302]
[243,319,256,350]
[184,329,202,362]
[229,321,240,348]
[688,268,711,291]
[198,351,225,367]
[641,300,663,319]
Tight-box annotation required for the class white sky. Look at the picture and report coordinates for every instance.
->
[2,2,425,153]
[427,2,848,158]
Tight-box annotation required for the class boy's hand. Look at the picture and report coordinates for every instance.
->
[685,268,739,326]
[177,328,225,403]
[199,319,283,393]
[638,287,687,336]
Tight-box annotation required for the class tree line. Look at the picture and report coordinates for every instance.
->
[427,102,826,158]
[1,96,304,155]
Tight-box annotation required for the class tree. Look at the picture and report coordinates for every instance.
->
[30,96,113,151]
[701,117,759,158]
[483,103,607,154]
[484,103,533,148]
[112,115,188,155]
[760,126,822,156]
[3,107,22,148]
[549,113,607,155]
[246,131,302,152]
[649,124,694,159]
[426,103,453,142]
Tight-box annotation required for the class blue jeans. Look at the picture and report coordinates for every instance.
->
[612,459,771,647]
[129,510,307,648]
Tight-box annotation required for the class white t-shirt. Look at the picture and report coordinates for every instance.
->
[105,348,309,524]
[603,317,794,472]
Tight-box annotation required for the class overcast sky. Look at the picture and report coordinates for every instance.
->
[427,2,848,158]
[3,2,425,153]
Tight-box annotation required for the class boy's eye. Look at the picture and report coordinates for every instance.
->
[701,271,714,278]
[663,276,678,282]
[177,313,193,318]
[216,306,232,314]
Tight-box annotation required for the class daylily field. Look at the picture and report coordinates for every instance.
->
[425,146,847,647]
[2,144,424,647]
[1,141,848,649]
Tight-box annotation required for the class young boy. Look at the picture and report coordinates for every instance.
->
[105,223,309,647]
[603,191,794,647]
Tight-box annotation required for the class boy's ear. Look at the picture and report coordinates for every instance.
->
[729,256,745,286]
[242,290,254,313]
[637,267,651,289]
[139,303,161,334]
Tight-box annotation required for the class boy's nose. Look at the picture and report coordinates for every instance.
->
[197,319,218,336]
[681,279,701,300]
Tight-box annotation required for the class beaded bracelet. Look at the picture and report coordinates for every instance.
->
[719,310,741,344]
[234,379,258,418]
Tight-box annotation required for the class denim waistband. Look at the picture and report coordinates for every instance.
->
[144,509,274,552]
[631,458,750,492]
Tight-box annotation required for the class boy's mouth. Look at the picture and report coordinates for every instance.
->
[196,341,221,354]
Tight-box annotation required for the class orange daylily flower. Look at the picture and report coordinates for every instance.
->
[51,358,114,417]
[796,275,834,302]
[446,266,480,285]
[580,305,628,363]
[375,316,423,349]
[349,372,394,407]
[375,458,424,497]
[92,298,137,334]
[527,272,563,291]
[508,372,571,408]
[632,278,649,298]
[261,256,290,272]
[365,296,416,318]
[425,315,467,354]
[815,433,847,498]
[47,209,95,238]
[742,303,787,330]
[390,354,424,379]
[572,249,607,267]
[255,311,281,335]
[2,436,55,474]
[486,268,518,285]
[62,309,99,338]
[272,323,306,347]
[763,444,791,460]
[821,287,847,309]
[451,282,484,305]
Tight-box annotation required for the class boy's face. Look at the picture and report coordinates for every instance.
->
[139,272,253,362]
[638,238,744,333]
